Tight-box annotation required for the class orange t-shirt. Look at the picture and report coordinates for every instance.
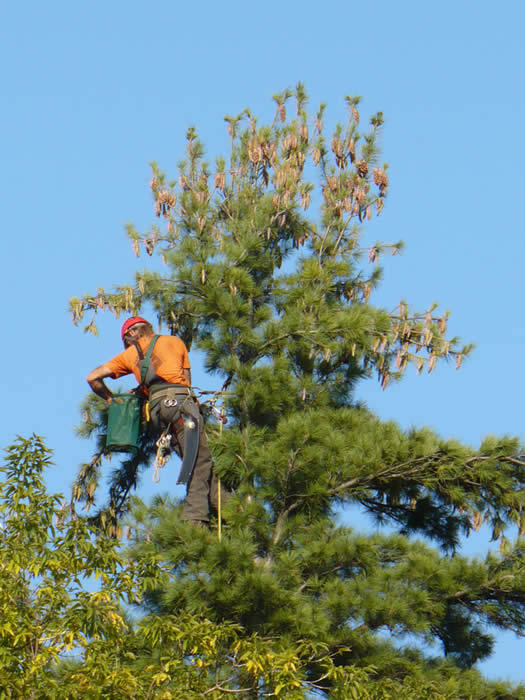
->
[105,335,190,387]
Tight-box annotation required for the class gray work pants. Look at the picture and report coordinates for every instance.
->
[150,391,230,522]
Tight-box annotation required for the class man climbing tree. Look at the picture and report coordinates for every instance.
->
[71,84,525,696]
[86,316,229,526]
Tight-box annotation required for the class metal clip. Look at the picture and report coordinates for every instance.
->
[156,433,172,450]
[210,406,228,424]
[153,433,172,482]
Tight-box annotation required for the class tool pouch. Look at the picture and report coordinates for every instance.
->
[106,394,142,452]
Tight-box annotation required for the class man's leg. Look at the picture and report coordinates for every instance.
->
[177,422,214,523]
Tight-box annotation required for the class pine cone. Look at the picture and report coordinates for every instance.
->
[373,168,389,195]
[356,160,369,178]
[214,172,226,191]
[300,123,309,141]
[355,187,366,205]
[349,138,355,163]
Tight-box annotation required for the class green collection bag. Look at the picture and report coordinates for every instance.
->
[106,394,142,452]
[105,336,159,452]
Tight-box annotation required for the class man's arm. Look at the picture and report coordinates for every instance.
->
[183,368,191,386]
[87,365,116,403]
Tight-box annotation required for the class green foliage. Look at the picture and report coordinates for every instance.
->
[0,436,382,698]
[0,435,140,696]
[128,499,525,697]
[69,86,525,696]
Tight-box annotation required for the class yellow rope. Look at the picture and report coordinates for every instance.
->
[217,476,222,541]
[217,409,224,541]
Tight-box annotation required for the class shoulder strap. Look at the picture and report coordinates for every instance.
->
[131,340,144,362]
[134,335,160,387]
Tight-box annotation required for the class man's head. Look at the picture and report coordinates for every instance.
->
[121,317,154,346]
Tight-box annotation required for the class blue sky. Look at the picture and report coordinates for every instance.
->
[1,0,524,683]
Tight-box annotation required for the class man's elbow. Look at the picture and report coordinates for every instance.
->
[87,366,112,386]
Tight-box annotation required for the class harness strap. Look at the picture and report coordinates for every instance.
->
[131,335,160,392]
[140,335,160,386]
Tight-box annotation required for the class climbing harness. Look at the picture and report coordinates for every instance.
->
[150,390,228,486]
[150,377,230,542]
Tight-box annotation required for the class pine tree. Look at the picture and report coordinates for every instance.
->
[71,85,525,697]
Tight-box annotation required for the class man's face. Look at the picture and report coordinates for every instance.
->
[123,327,139,348]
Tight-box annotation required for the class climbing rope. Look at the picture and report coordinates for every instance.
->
[217,407,225,541]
